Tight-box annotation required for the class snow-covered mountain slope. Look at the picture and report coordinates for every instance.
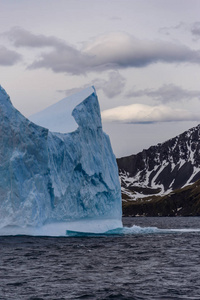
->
[117,124,200,199]
[0,85,122,233]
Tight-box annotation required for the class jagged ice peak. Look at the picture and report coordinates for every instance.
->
[0,85,122,236]
[30,86,96,133]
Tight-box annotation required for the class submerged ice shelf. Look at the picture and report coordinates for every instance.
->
[0,85,122,235]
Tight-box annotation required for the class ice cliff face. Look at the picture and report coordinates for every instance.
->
[0,86,121,230]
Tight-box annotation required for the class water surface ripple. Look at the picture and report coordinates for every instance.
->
[0,217,200,300]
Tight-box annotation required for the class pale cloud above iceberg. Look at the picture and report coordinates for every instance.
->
[0,46,21,66]
[4,28,200,75]
[91,71,126,98]
[3,27,67,49]
[191,22,200,38]
[159,21,200,41]
[58,71,126,99]
[101,103,199,123]
[29,33,200,74]
[127,84,200,103]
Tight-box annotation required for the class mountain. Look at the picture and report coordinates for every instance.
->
[117,124,200,202]
[0,86,122,235]
[122,179,200,217]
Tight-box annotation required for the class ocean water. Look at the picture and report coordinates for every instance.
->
[1,217,200,300]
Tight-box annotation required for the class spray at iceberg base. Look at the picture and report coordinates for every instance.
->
[65,225,200,237]
[0,86,122,236]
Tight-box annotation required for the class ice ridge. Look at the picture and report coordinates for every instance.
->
[0,86,122,233]
[30,86,95,133]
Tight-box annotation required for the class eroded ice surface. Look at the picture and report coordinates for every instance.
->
[0,85,122,235]
[30,87,94,133]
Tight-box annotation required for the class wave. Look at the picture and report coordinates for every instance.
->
[66,225,200,237]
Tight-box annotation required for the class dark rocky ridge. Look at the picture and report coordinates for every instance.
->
[117,124,200,198]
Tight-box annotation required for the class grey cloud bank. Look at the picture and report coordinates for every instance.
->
[4,27,66,48]
[4,28,200,75]
[27,34,200,74]
[58,71,126,99]
[91,71,126,98]
[191,22,200,38]
[127,84,200,103]
[0,46,21,66]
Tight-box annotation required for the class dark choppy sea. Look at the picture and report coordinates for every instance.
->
[1,217,200,300]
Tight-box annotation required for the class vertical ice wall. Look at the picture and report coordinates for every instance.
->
[0,86,122,230]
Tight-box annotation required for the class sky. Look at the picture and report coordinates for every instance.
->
[1,0,200,157]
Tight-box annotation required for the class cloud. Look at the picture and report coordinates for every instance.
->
[29,47,89,75]
[82,32,200,68]
[159,22,187,36]
[101,103,199,123]
[127,84,200,103]
[0,46,21,66]
[4,27,65,48]
[159,22,200,40]
[4,28,200,74]
[4,27,88,75]
[57,86,85,97]
[91,71,126,98]
[58,71,126,98]
[110,16,122,21]
[191,22,200,38]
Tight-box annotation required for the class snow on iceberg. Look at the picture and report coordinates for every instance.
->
[30,87,95,133]
[0,85,122,235]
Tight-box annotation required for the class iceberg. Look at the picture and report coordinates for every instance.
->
[0,85,122,236]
